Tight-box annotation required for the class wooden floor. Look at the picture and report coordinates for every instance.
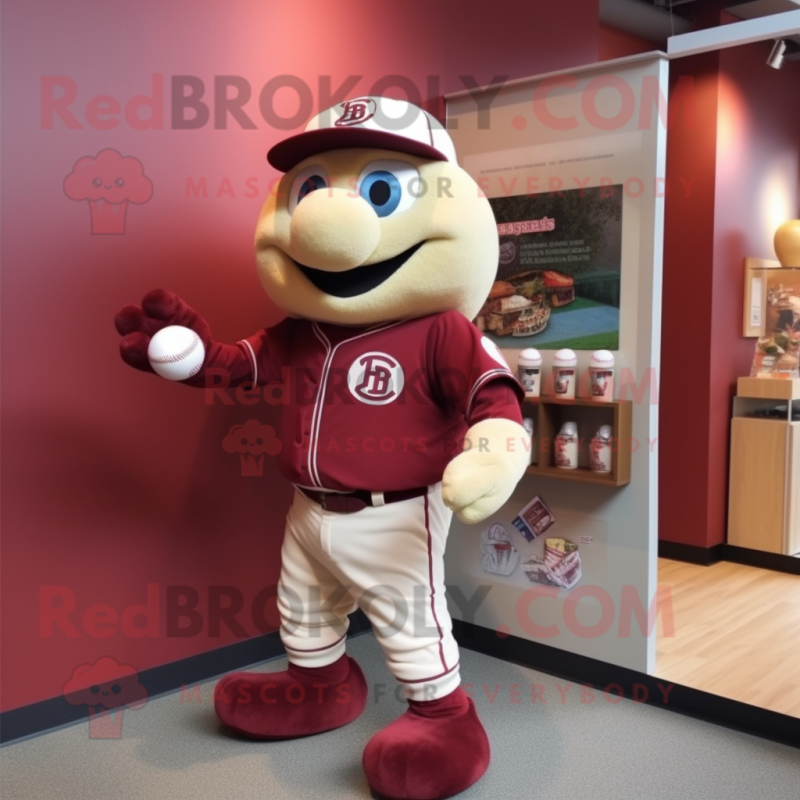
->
[656,558,800,719]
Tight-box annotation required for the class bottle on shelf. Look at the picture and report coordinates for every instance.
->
[590,424,613,474]
[555,421,578,469]
[522,416,536,465]
[552,349,577,400]
[589,350,615,402]
[517,348,543,397]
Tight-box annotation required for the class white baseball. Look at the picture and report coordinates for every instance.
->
[147,325,205,381]
[553,348,578,367]
[590,349,615,369]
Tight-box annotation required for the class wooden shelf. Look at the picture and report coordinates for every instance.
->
[526,464,625,486]
[524,395,627,408]
[737,377,800,401]
[522,397,632,487]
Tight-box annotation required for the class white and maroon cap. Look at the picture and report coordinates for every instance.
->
[267,96,457,172]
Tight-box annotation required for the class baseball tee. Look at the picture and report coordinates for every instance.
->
[237,310,524,492]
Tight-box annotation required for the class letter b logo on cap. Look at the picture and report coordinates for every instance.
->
[336,98,377,127]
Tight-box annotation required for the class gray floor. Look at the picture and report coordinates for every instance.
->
[1,633,799,800]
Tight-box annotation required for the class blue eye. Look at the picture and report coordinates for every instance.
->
[297,174,326,204]
[359,170,402,217]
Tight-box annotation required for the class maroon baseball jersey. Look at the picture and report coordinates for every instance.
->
[238,310,524,492]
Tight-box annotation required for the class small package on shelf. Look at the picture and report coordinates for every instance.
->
[522,537,582,590]
[480,523,520,576]
[512,496,556,542]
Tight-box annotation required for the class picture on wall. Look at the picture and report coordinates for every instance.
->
[478,495,584,592]
[475,186,622,351]
[751,266,800,377]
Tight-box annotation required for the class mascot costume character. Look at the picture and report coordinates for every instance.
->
[115,96,530,800]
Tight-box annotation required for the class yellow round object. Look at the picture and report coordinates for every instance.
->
[774,220,800,267]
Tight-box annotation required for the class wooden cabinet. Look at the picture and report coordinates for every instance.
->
[728,378,800,556]
[522,397,632,487]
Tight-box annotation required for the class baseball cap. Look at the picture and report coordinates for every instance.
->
[267,96,457,172]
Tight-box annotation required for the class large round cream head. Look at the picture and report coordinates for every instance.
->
[268,96,457,171]
[257,96,497,326]
[590,349,615,369]
[255,147,498,326]
[518,348,543,368]
[553,348,578,368]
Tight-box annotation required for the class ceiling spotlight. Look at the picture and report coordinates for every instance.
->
[767,39,787,70]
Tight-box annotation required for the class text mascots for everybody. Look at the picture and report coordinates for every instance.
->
[115,96,530,800]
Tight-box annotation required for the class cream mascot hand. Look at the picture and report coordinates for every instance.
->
[115,96,529,800]
[443,417,531,523]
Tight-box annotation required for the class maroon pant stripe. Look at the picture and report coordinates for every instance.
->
[425,493,447,672]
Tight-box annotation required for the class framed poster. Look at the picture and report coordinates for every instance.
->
[466,124,646,354]
[478,182,623,350]
[749,265,800,378]
[743,257,781,337]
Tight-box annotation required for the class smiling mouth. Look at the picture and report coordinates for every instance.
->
[295,241,425,298]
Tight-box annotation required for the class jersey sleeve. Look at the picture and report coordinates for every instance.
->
[427,311,524,426]
[238,316,295,386]
[469,379,524,426]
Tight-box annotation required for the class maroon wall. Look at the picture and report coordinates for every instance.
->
[660,53,721,548]
[708,43,800,546]
[597,22,657,61]
[0,0,599,712]
[661,44,800,547]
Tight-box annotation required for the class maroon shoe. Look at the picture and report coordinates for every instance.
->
[362,687,490,800]
[214,654,367,739]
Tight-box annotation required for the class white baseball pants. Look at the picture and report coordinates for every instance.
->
[277,484,461,701]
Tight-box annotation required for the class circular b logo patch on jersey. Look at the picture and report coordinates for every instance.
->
[347,352,404,405]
